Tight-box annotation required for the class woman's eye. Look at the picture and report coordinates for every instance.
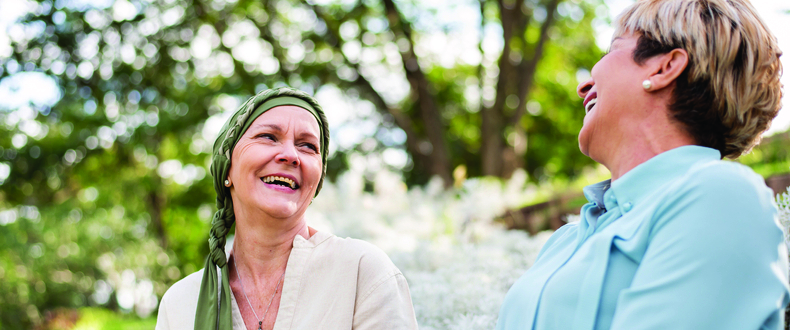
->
[302,143,318,153]
[256,133,276,141]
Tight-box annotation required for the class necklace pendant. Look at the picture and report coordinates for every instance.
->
[257,321,262,330]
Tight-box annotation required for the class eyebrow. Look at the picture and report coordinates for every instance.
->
[250,123,318,140]
[296,131,319,141]
[251,123,282,132]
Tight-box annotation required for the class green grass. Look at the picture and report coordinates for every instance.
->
[70,308,156,330]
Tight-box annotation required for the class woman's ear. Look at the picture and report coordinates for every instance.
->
[644,48,688,91]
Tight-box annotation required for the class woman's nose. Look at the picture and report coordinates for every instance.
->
[577,78,594,99]
[277,142,300,166]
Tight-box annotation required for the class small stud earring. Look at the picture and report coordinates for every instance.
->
[642,79,652,90]
[224,179,231,187]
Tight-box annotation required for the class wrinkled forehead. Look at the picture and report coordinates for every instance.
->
[242,96,324,143]
[247,105,321,136]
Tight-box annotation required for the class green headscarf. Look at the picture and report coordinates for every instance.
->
[195,87,330,330]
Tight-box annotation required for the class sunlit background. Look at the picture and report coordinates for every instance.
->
[1,0,788,328]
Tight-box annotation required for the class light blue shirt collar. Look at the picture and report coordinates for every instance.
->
[583,145,721,228]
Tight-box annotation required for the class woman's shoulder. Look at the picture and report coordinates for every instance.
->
[305,234,416,328]
[672,158,776,210]
[656,155,778,231]
[684,157,768,193]
[318,235,401,274]
[309,233,405,296]
[319,236,410,306]
[162,269,205,302]
[322,234,388,252]
[156,269,204,329]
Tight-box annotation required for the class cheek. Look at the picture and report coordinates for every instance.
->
[589,56,609,79]
[230,144,267,175]
[303,158,323,183]
[589,63,601,79]
[230,142,251,164]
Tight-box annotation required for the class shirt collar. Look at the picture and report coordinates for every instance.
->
[583,179,611,211]
[293,230,333,248]
[594,145,720,215]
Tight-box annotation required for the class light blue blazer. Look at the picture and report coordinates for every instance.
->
[497,146,790,330]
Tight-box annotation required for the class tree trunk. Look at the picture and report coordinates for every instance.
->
[482,0,521,177]
[147,189,168,248]
[310,0,565,184]
[382,0,453,185]
[489,0,562,178]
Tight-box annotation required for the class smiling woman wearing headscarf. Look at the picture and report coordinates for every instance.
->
[155,87,418,330]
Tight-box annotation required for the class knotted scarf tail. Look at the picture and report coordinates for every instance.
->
[195,256,233,330]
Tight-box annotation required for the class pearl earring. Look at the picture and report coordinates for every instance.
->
[224,179,230,187]
[642,79,652,90]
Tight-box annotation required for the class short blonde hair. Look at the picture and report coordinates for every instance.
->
[614,0,783,159]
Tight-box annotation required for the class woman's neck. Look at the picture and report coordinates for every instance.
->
[604,109,695,181]
[231,220,310,285]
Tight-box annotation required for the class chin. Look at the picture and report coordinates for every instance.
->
[258,199,301,219]
[579,144,590,157]
[578,132,590,157]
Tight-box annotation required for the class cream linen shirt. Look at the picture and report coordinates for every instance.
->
[155,231,418,330]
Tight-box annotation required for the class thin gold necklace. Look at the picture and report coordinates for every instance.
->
[232,257,285,330]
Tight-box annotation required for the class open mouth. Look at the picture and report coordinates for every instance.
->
[261,175,299,189]
[585,98,597,113]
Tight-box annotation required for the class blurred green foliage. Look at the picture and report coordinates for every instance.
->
[72,308,155,330]
[34,307,156,330]
[738,132,790,178]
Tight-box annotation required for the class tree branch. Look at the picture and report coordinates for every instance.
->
[193,0,277,89]
[477,0,486,114]
[259,1,297,78]
[491,0,515,114]
[483,0,521,176]
[511,0,561,126]
[381,0,452,184]
[308,3,426,163]
[514,0,532,54]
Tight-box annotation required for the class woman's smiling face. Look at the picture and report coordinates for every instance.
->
[576,34,651,163]
[227,105,322,221]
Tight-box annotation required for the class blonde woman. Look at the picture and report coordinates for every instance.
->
[156,88,417,330]
[497,0,789,329]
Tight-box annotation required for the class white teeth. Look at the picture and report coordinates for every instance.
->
[263,176,296,189]
[585,98,597,113]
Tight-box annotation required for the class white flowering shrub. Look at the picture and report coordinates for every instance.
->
[776,188,790,330]
[307,170,551,329]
